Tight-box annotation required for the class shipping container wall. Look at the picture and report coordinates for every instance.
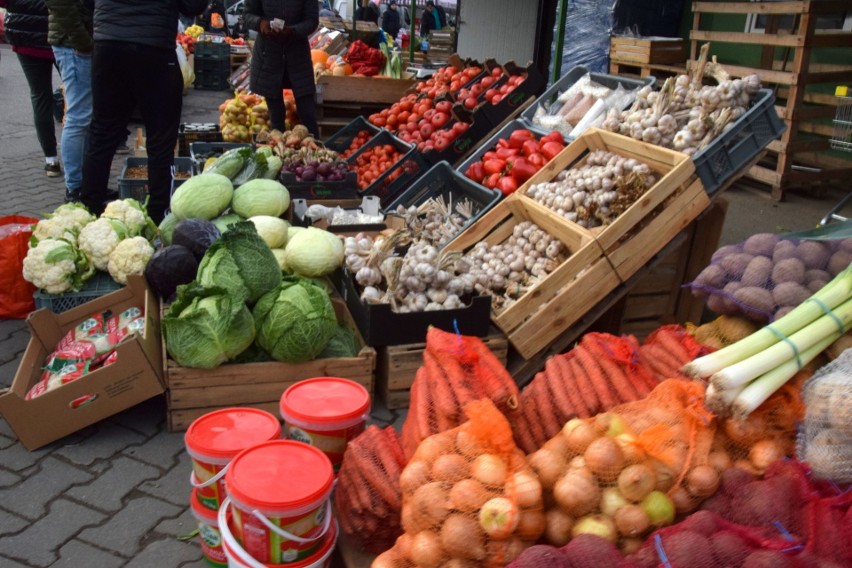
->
[455,0,538,64]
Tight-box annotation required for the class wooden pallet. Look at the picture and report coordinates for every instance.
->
[164,300,376,432]
[376,332,508,409]
[610,36,688,65]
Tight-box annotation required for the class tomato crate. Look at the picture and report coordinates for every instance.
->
[515,128,708,283]
[445,196,618,359]
[384,162,500,247]
[118,157,194,202]
[418,104,496,167]
[323,116,382,156]
[345,130,428,208]
[178,123,221,157]
[377,331,508,409]
[281,170,360,201]
[479,60,547,129]
[163,299,376,432]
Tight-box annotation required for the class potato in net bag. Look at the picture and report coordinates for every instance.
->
[687,234,852,323]
[373,399,545,568]
[526,379,719,551]
[401,326,520,459]
[797,348,852,483]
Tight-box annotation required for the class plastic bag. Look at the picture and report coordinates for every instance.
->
[374,399,545,567]
[0,215,38,318]
[175,42,194,89]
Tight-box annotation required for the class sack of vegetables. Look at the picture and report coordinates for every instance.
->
[373,398,546,568]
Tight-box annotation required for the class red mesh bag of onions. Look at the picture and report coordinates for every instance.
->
[373,399,546,568]
[525,379,720,554]
[687,233,852,323]
[400,326,520,460]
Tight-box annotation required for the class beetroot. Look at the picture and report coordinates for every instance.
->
[677,510,721,537]
[506,544,567,568]
[710,531,751,566]
[741,550,795,568]
[658,531,713,567]
[561,535,624,568]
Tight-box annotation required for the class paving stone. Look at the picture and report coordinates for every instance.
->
[124,538,203,568]
[0,467,22,489]
[138,451,194,506]
[3,329,31,356]
[0,506,29,537]
[66,456,160,512]
[0,498,107,567]
[52,539,125,568]
[123,429,187,470]
[54,423,145,466]
[153,505,196,538]
[78,496,182,555]
[0,553,32,568]
[0,319,26,342]
[107,397,167,438]
[0,456,93,520]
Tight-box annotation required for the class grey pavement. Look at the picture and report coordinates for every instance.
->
[0,41,848,567]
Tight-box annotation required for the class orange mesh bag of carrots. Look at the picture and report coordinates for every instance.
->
[335,425,407,554]
[400,326,520,459]
[513,333,659,454]
[639,324,716,381]
[526,379,721,553]
[373,399,546,568]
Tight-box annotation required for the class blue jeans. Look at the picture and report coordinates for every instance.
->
[52,46,93,192]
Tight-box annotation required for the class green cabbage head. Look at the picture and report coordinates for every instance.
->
[197,221,282,304]
[252,277,337,363]
[163,283,256,368]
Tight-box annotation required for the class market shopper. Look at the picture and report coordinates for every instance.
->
[80,0,207,223]
[355,0,379,24]
[381,0,401,39]
[243,0,320,137]
[419,0,445,37]
[45,0,94,203]
[1,0,62,178]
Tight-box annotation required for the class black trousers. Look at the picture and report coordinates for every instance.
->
[81,41,183,222]
[268,91,319,138]
[17,53,57,158]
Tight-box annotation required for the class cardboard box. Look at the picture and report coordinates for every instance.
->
[0,276,164,451]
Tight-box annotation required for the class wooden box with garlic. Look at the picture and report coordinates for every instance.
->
[514,128,708,282]
[444,196,619,360]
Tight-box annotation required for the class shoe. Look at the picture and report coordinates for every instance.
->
[116,144,131,155]
[64,189,81,203]
[45,163,62,177]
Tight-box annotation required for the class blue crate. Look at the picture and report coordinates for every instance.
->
[33,271,123,313]
[691,89,786,196]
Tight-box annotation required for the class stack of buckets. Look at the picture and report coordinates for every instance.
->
[184,377,371,568]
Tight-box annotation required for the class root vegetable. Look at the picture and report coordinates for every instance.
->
[707,450,732,472]
[400,460,431,493]
[619,537,644,556]
[685,464,720,497]
[600,487,629,517]
[455,429,485,458]
[479,497,520,539]
[510,470,543,509]
[571,514,617,543]
[616,463,656,502]
[441,515,486,560]
[553,471,600,516]
[640,490,675,526]
[412,530,446,568]
[614,504,651,537]
[449,478,495,513]
[432,454,470,483]
[749,438,786,471]
[771,257,806,285]
[411,482,452,528]
[416,435,455,464]
[544,508,574,546]
[516,509,546,540]
[472,454,509,487]
[528,449,565,490]
[565,420,598,454]
[583,437,626,482]
[670,485,698,514]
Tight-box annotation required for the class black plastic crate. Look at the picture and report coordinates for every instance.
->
[346,130,425,208]
[33,271,122,313]
[193,70,231,91]
[479,61,547,129]
[178,123,221,157]
[281,170,360,201]
[384,162,500,247]
[324,116,382,156]
[194,36,230,59]
[118,157,194,202]
[419,104,496,167]
[692,89,785,196]
[189,142,252,172]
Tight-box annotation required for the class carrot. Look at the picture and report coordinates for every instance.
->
[423,350,462,430]
[383,427,406,470]
[535,370,565,440]
[586,335,640,403]
[552,353,591,418]
[468,337,518,408]
[512,410,538,454]
[544,357,576,424]
[641,344,684,379]
[653,326,691,363]
[374,430,403,484]
[568,353,601,416]
[573,343,616,410]
[520,380,549,449]
[343,464,374,513]
[350,444,401,509]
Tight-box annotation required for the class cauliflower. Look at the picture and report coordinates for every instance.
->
[107,236,154,284]
[102,198,156,238]
[31,203,96,243]
[78,218,129,270]
[22,238,93,294]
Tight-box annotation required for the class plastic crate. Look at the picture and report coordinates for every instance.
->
[118,157,194,202]
[189,142,251,172]
[178,123,221,156]
[194,55,232,91]
[691,88,785,196]
[33,271,123,313]
[347,130,426,207]
[418,105,496,167]
[193,70,231,91]
[323,116,382,155]
[519,66,655,140]
[281,170,360,201]
[479,61,547,129]
[384,162,501,247]
[194,36,230,59]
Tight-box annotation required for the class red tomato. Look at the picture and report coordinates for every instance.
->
[434,136,450,151]
[527,152,545,167]
[453,121,469,134]
[419,122,434,138]
[468,161,484,181]
[471,84,483,97]
[540,141,565,160]
[542,131,564,144]
[497,175,519,196]
[508,129,535,149]
[509,158,536,182]
[496,147,519,160]
[423,109,436,120]
[491,66,503,78]
[483,150,498,162]
[521,139,540,157]
[510,75,525,87]
[484,172,501,189]
[481,76,495,89]
[431,112,450,129]
[435,100,452,114]
[463,97,477,110]
[484,89,498,103]
[483,158,507,176]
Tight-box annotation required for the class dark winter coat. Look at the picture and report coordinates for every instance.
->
[44,0,94,52]
[93,0,207,50]
[355,2,378,24]
[3,0,51,52]
[243,0,319,99]
[381,5,400,39]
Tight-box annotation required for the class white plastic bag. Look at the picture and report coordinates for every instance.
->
[175,43,194,89]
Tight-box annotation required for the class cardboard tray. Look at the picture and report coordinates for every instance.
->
[0,276,164,451]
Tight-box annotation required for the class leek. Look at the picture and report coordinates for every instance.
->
[683,265,852,378]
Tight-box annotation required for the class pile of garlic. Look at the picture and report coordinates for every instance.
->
[394,195,475,248]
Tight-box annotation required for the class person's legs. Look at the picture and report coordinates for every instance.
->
[53,47,93,200]
[293,92,319,138]
[267,93,287,131]
[81,42,135,216]
[16,53,59,173]
[131,45,184,224]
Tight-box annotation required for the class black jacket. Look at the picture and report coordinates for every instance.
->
[45,0,94,52]
[381,6,400,38]
[243,0,319,99]
[3,0,51,51]
[93,0,207,50]
[355,3,379,24]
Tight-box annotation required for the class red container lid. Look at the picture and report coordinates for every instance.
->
[279,377,370,425]
[185,408,282,460]
[189,488,218,523]
[225,440,333,511]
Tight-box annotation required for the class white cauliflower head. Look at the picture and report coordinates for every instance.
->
[107,236,154,284]
[102,198,155,238]
[22,238,93,294]
[78,218,130,271]
[31,203,96,243]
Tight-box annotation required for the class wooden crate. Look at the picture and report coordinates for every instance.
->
[315,74,416,105]
[445,197,619,360]
[229,52,249,72]
[164,300,376,431]
[610,36,687,65]
[377,332,508,409]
